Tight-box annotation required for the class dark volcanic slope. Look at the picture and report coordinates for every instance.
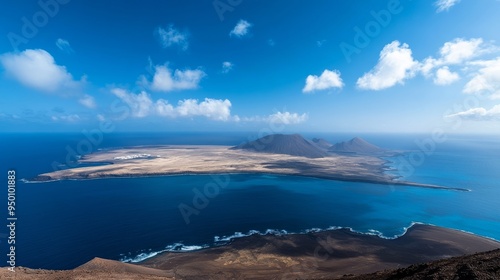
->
[139,224,499,279]
[329,137,383,154]
[344,249,500,280]
[2,225,499,279]
[311,137,333,150]
[232,133,327,158]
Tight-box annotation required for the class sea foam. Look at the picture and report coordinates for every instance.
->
[119,223,425,264]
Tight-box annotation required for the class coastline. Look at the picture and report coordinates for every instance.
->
[28,145,470,191]
[27,171,471,192]
[120,221,500,264]
[4,223,499,279]
[121,223,500,278]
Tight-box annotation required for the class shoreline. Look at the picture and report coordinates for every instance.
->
[26,171,471,192]
[135,223,500,278]
[28,145,470,191]
[121,221,500,264]
[2,224,498,279]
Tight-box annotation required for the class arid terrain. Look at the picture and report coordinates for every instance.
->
[32,145,468,191]
[2,224,499,279]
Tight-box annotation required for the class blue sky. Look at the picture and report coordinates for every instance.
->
[1,0,500,133]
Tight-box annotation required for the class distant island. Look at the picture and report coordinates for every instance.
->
[31,134,467,191]
[15,134,499,279]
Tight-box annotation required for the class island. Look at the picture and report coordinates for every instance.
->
[31,134,468,192]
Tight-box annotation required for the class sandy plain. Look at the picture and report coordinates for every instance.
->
[32,145,468,191]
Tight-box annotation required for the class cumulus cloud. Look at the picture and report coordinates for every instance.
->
[357,38,495,90]
[222,61,233,73]
[230,20,252,37]
[111,88,306,124]
[440,38,484,64]
[463,58,500,99]
[146,65,206,92]
[434,66,459,85]
[241,111,308,124]
[435,0,460,12]
[78,94,96,108]
[174,98,232,121]
[268,111,308,124]
[111,88,232,121]
[421,38,489,77]
[111,88,153,118]
[156,24,188,50]
[0,49,83,92]
[56,38,74,54]
[303,69,344,93]
[51,114,81,122]
[445,104,500,120]
[357,41,418,90]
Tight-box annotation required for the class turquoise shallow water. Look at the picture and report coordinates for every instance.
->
[1,133,499,269]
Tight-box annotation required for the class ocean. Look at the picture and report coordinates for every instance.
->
[1,132,499,270]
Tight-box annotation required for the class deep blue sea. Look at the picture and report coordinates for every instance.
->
[1,132,499,269]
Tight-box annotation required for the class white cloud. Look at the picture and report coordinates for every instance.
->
[147,65,206,92]
[420,57,439,77]
[174,98,232,121]
[0,49,82,92]
[357,41,418,90]
[241,111,308,124]
[51,114,81,122]
[439,38,485,65]
[156,24,188,50]
[421,38,488,77]
[358,38,492,90]
[79,94,96,108]
[222,61,233,73]
[111,88,153,118]
[268,111,308,124]
[56,38,74,54]
[154,99,175,118]
[435,0,460,12]
[110,88,305,124]
[434,66,459,85]
[111,88,233,121]
[445,104,500,120]
[303,69,344,93]
[463,58,500,99]
[230,20,252,38]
